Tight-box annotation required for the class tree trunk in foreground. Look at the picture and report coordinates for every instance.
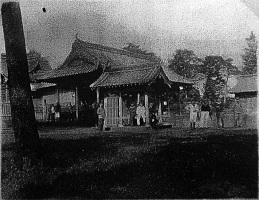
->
[1,2,39,151]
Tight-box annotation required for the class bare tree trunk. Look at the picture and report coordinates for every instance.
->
[1,2,39,151]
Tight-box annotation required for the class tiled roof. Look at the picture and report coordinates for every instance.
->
[162,66,194,84]
[31,82,56,92]
[62,38,158,68]
[1,52,51,78]
[229,74,257,93]
[35,60,97,80]
[90,64,171,88]
[36,38,158,81]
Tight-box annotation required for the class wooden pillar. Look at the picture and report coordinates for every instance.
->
[96,88,100,103]
[145,92,149,126]
[137,93,140,105]
[43,99,47,122]
[104,97,107,128]
[56,86,60,103]
[158,94,162,122]
[167,93,170,117]
[119,92,123,127]
[178,86,181,115]
[75,86,79,119]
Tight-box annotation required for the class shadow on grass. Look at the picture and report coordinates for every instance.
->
[2,132,258,199]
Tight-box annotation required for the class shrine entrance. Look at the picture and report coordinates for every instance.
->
[104,96,120,127]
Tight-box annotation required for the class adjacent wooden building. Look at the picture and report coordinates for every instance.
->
[1,51,52,128]
[229,74,257,128]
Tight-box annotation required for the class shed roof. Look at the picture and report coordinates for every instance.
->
[229,74,257,93]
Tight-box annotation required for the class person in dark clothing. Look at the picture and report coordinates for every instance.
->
[97,103,105,132]
[215,98,225,128]
[233,97,243,127]
[92,101,99,127]
[150,111,158,129]
[200,100,211,128]
[68,103,73,122]
[128,103,136,126]
[55,102,61,122]
[50,104,55,122]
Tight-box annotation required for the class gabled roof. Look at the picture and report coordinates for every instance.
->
[62,38,158,69]
[34,61,97,81]
[90,64,193,88]
[1,52,51,78]
[162,66,194,84]
[90,64,171,88]
[36,38,158,81]
[229,74,257,93]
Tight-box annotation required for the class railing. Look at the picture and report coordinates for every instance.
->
[1,103,11,117]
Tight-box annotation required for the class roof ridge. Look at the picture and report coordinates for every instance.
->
[238,74,257,77]
[74,38,158,62]
[107,65,159,73]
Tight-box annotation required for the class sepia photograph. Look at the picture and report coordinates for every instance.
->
[0,0,258,199]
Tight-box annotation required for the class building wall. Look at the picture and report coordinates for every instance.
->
[239,97,257,128]
[1,85,76,126]
[1,85,11,129]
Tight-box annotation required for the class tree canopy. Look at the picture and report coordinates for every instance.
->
[123,43,161,62]
[168,49,203,79]
[242,31,258,75]
[202,56,229,104]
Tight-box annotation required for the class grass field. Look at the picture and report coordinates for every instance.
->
[1,129,258,199]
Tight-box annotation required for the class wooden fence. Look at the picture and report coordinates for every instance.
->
[2,102,257,129]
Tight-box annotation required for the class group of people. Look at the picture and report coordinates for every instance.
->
[129,102,150,126]
[96,101,159,132]
[89,96,245,132]
[185,97,243,130]
[49,102,61,122]
[185,100,214,130]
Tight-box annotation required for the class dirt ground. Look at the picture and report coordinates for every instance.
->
[1,127,258,199]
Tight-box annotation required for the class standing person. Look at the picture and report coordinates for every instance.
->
[150,111,158,129]
[136,102,146,126]
[200,99,211,128]
[129,102,136,126]
[196,101,201,128]
[215,98,225,128]
[50,104,55,122]
[68,103,73,122]
[97,102,105,132]
[185,100,199,129]
[233,97,243,127]
[92,101,99,127]
[55,102,61,122]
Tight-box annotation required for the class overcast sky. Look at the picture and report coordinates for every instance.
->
[0,0,259,69]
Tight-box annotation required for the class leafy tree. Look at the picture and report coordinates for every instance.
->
[168,49,203,79]
[242,31,258,74]
[202,56,228,105]
[123,43,161,62]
